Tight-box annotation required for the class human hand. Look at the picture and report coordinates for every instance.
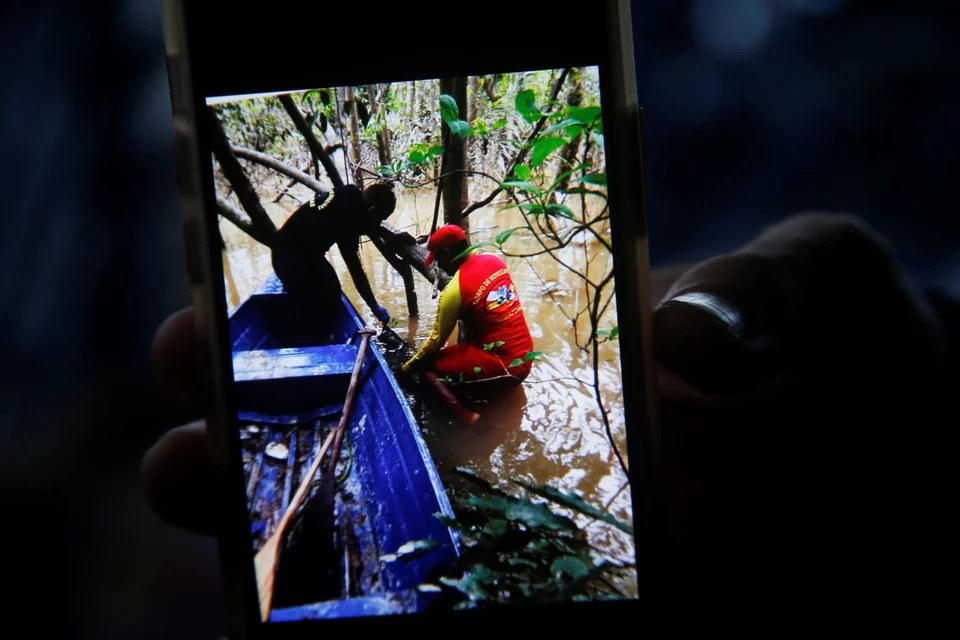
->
[648,212,951,609]
[373,304,390,323]
[141,212,953,609]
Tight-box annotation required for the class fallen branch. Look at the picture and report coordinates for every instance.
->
[217,197,275,247]
[207,108,277,238]
[374,222,450,290]
[272,157,313,202]
[370,235,418,317]
[231,146,328,196]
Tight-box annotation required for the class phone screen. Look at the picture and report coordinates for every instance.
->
[170,2,659,629]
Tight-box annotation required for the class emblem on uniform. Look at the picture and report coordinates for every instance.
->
[485,282,518,312]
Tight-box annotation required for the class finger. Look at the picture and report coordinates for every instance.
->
[152,306,203,396]
[652,212,946,395]
[140,420,225,537]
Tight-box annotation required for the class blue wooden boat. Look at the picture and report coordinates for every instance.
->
[229,273,461,621]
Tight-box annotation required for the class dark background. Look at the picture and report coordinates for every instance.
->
[0,0,955,637]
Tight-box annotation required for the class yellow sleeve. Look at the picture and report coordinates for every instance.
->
[401,270,462,372]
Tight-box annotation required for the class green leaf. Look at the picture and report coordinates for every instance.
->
[473,366,482,374]
[512,479,634,535]
[500,180,541,195]
[565,123,585,138]
[515,89,542,124]
[609,326,619,339]
[453,467,510,496]
[546,203,575,219]
[452,241,495,262]
[408,150,426,164]
[558,186,607,199]
[499,202,546,217]
[427,145,445,158]
[508,557,539,569]
[531,136,566,168]
[495,226,526,245]
[541,118,580,137]
[597,330,608,337]
[492,118,508,130]
[551,556,591,581]
[508,359,525,368]
[434,512,472,531]
[523,350,544,362]
[448,120,471,138]
[575,173,607,186]
[472,118,490,136]
[514,165,531,182]
[483,519,509,536]
[495,340,506,348]
[483,343,495,351]
[439,94,458,123]
[464,495,577,532]
[567,105,602,125]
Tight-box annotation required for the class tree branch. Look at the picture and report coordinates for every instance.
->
[206,108,277,238]
[231,146,329,196]
[461,68,571,219]
[272,157,313,202]
[278,94,345,189]
[370,235,418,317]
[374,223,450,290]
[216,197,275,247]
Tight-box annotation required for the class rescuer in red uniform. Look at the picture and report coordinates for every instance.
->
[401,225,536,398]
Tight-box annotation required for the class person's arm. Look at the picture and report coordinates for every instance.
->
[339,236,388,321]
[402,270,462,372]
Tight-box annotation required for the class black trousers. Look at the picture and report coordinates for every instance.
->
[271,248,342,333]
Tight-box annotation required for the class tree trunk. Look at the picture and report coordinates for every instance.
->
[440,77,468,230]
[278,94,345,189]
[344,86,364,187]
[556,68,585,194]
[207,108,277,238]
[483,74,501,102]
[408,80,416,119]
[467,75,479,125]
[365,84,392,166]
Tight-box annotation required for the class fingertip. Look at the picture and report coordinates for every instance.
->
[141,420,223,537]
[152,307,202,395]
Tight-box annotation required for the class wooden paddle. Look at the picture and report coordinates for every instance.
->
[253,329,375,622]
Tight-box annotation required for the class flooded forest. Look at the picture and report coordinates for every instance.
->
[211,66,639,604]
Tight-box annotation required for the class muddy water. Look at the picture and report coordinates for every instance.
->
[221,183,637,595]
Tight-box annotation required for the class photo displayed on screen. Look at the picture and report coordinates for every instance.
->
[207,66,636,623]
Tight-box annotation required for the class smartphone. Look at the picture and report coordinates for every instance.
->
[162,0,665,635]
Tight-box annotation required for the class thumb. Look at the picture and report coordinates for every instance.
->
[652,211,946,395]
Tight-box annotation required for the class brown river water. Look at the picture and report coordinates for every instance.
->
[221,183,637,595]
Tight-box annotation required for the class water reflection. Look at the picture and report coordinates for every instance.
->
[221,184,636,592]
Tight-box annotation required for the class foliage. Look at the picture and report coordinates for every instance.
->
[415,467,633,609]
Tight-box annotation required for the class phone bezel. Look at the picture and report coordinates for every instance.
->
[161,1,666,635]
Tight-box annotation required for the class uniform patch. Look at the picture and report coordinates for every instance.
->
[485,283,518,312]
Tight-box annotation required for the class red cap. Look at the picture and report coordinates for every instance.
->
[424,224,467,265]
